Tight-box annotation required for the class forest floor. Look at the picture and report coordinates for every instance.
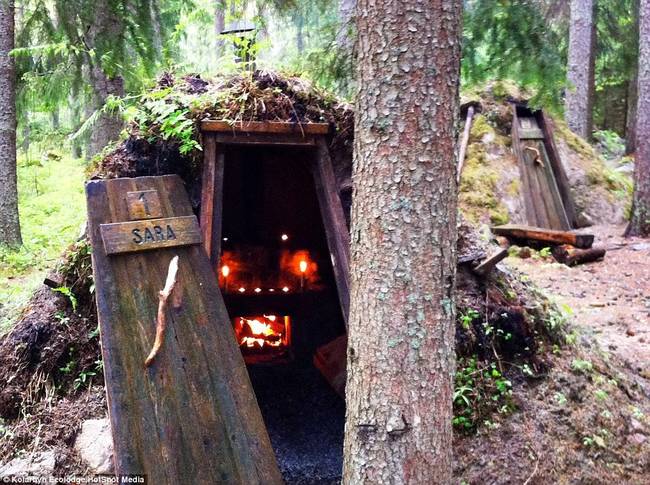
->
[0,147,87,334]
[507,223,650,380]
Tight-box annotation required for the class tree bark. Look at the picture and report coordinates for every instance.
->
[0,0,22,246]
[337,0,356,50]
[626,0,650,237]
[85,1,126,158]
[565,0,596,140]
[215,0,226,56]
[626,0,640,155]
[343,1,461,483]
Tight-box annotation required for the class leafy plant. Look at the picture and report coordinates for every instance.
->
[52,286,78,312]
[460,309,480,330]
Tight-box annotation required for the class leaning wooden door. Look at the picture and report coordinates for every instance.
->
[513,114,571,230]
[86,175,282,485]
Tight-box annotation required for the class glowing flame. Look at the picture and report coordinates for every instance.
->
[281,234,289,241]
[238,317,283,348]
[299,260,308,273]
[221,265,230,277]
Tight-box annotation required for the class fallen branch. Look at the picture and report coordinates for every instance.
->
[145,255,180,367]
[457,105,475,183]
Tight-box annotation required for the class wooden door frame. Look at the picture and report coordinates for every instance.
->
[199,121,350,325]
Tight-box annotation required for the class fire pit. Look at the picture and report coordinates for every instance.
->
[234,315,292,364]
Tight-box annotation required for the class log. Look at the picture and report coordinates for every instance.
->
[456,105,475,183]
[552,244,606,266]
[313,334,347,398]
[492,224,594,249]
[472,248,509,276]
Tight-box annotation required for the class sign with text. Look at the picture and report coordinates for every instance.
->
[100,215,202,255]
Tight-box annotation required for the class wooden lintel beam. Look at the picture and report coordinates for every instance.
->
[201,120,330,135]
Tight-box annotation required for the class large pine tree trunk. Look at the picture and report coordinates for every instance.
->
[85,1,125,157]
[0,0,22,246]
[627,0,650,237]
[565,0,596,140]
[626,0,640,155]
[343,1,461,483]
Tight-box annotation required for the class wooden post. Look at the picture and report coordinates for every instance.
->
[312,138,351,325]
[200,133,225,267]
[457,105,475,183]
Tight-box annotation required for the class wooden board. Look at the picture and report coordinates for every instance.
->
[512,107,573,230]
[86,175,282,485]
[492,224,594,249]
[202,120,330,135]
[512,105,575,230]
[100,216,201,255]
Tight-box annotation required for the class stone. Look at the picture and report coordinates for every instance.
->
[74,418,114,474]
[626,327,636,337]
[0,450,56,477]
[628,433,647,446]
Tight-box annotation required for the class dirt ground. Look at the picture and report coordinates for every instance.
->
[506,224,650,380]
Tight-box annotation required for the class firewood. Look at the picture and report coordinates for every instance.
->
[551,244,606,266]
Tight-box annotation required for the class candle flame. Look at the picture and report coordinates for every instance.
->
[222,265,230,277]
[299,260,308,273]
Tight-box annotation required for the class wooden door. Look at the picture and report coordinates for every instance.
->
[513,115,571,230]
[86,175,282,485]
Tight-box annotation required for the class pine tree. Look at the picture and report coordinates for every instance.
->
[565,0,597,140]
[343,0,461,482]
[0,0,22,246]
[626,0,650,237]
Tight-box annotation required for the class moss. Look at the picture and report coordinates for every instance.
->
[459,142,509,224]
[555,119,598,159]
[469,114,494,143]
[507,178,521,197]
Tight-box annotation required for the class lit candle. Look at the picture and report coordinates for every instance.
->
[299,260,308,292]
[221,265,230,293]
[281,234,289,241]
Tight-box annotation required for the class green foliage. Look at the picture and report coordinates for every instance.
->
[571,358,594,375]
[460,309,480,330]
[0,142,87,334]
[52,286,79,312]
[462,0,566,109]
[453,357,514,432]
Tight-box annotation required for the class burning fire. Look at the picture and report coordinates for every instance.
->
[235,315,290,352]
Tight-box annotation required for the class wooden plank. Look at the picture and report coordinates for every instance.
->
[552,244,606,266]
[457,105,475,183]
[100,216,201,255]
[214,132,316,146]
[472,248,509,276]
[86,175,282,484]
[492,224,594,249]
[202,120,330,135]
[513,110,571,230]
[512,106,539,228]
[200,133,225,267]
[312,138,351,325]
[539,111,579,228]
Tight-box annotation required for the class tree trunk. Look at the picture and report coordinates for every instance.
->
[343,1,461,483]
[85,1,125,158]
[295,11,305,53]
[215,0,226,56]
[337,0,355,49]
[0,0,22,246]
[565,0,596,140]
[626,0,640,155]
[626,0,650,237]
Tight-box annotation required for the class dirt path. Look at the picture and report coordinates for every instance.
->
[506,224,650,379]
